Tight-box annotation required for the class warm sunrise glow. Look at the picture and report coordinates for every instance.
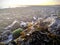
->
[0,0,60,8]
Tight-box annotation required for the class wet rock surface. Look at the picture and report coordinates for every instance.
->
[0,30,13,44]
[48,18,60,35]
[15,16,60,45]
[0,16,60,45]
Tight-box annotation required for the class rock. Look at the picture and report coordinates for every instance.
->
[4,20,20,31]
[20,31,53,45]
[20,21,28,29]
[8,41,17,45]
[0,36,2,42]
[48,17,60,36]
[33,16,37,21]
[0,30,13,44]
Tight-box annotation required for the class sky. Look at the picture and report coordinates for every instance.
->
[0,0,60,8]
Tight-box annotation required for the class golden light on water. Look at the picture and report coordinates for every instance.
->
[0,0,60,8]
